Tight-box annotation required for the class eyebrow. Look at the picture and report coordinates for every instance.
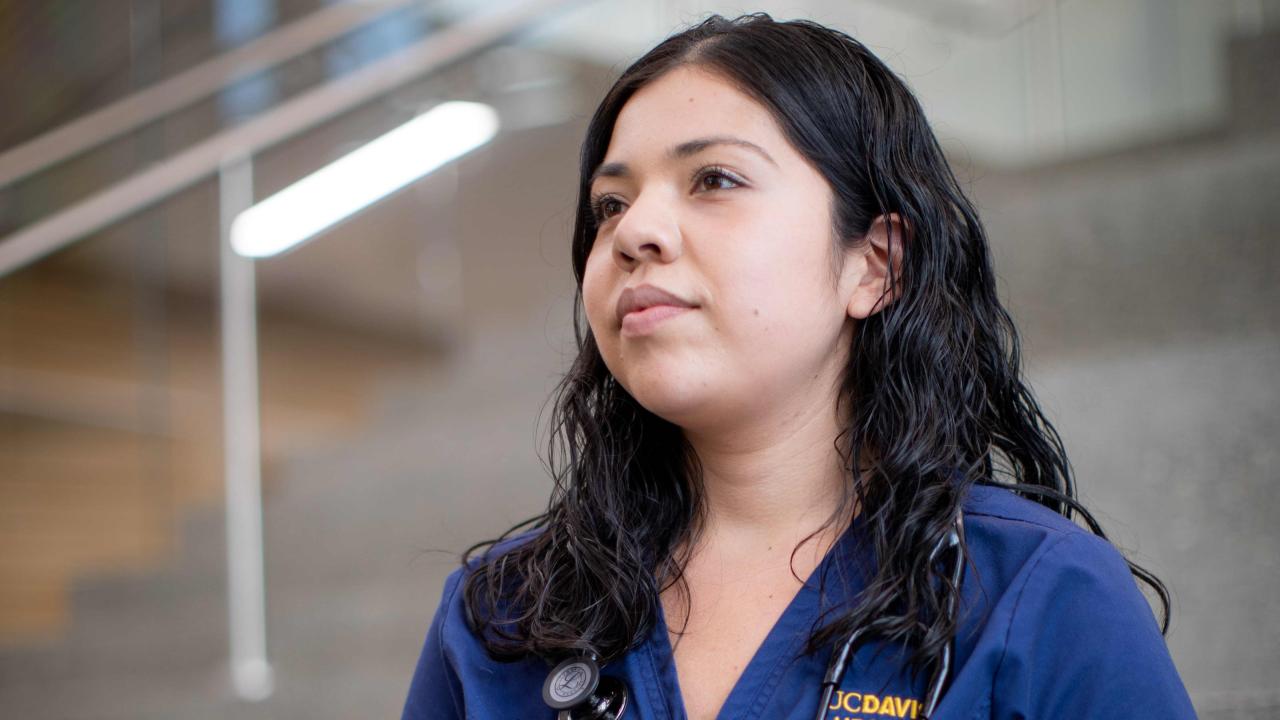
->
[589,135,777,187]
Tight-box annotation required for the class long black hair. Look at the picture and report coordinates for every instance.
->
[460,12,1169,680]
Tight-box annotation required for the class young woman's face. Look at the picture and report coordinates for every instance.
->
[582,65,866,431]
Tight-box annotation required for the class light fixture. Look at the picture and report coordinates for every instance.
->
[230,100,498,258]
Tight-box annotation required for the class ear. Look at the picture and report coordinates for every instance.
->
[844,213,908,320]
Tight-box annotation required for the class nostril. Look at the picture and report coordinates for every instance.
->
[635,241,663,258]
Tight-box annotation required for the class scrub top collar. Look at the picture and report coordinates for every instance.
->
[629,516,874,720]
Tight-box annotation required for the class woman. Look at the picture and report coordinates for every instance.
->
[402,13,1196,720]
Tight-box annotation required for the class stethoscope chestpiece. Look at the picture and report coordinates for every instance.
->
[542,655,628,720]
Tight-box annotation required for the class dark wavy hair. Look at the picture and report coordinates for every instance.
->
[461,12,1169,682]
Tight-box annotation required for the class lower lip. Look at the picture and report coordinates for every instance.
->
[621,305,695,336]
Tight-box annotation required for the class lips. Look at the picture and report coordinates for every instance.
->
[615,284,698,325]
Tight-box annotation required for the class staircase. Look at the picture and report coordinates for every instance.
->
[0,260,435,647]
[0,307,564,719]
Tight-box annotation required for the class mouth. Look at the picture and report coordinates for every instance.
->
[615,284,698,335]
[620,304,695,336]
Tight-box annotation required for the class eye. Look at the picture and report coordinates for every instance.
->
[694,166,744,193]
[589,193,625,224]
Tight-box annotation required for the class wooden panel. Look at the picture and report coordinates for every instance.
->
[0,265,436,644]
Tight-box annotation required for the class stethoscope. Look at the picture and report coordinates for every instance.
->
[541,512,966,720]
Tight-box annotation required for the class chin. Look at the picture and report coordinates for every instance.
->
[618,368,720,428]
[599,336,729,426]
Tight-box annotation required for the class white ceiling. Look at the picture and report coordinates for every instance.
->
[31,0,1262,344]
[508,0,1243,167]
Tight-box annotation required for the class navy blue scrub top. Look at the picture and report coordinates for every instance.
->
[401,484,1196,719]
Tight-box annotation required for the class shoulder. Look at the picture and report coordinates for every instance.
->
[964,484,1155,645]
[435,525,545,635]
[961,481,1153,621]
[955,485,1195,718]
[960,483,1131,587]
[959,483,1155,643]
[962,482,1091,537]
[401,528,550,719]
[436,527,546,632]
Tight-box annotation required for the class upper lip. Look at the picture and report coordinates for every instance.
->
[616,284,697,324]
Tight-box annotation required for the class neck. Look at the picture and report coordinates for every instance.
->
[682,385,853,554]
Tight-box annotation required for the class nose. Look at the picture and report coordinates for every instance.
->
[611,190,682,271]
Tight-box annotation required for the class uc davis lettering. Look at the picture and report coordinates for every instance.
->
[827,690,921,719]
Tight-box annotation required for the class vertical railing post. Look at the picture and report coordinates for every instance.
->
[218,155,273,701]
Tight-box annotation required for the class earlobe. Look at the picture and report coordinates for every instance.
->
[845,213,908,320]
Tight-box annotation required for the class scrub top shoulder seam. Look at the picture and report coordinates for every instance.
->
[964,485,1092,537]
[963,507,1077,534]
[989,531,1074,702]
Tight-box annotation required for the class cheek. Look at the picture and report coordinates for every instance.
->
[581,244,617,341]
[716,215,838,329]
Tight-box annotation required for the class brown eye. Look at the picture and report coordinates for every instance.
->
[695,167,743,192]
[590,195,625,223]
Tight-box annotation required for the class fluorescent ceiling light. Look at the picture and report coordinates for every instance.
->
[231,100,499,258]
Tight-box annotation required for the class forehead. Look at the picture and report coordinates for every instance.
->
[603,66,784,165]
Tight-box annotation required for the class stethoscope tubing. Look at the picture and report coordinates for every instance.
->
[547,512,967,720]
[814,511,965,720]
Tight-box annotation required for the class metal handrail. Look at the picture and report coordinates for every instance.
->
[0,0,415,188]
[0,0,594,702]
[0,0,588,278]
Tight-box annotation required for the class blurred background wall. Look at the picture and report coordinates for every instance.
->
[0,0,1276,718]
